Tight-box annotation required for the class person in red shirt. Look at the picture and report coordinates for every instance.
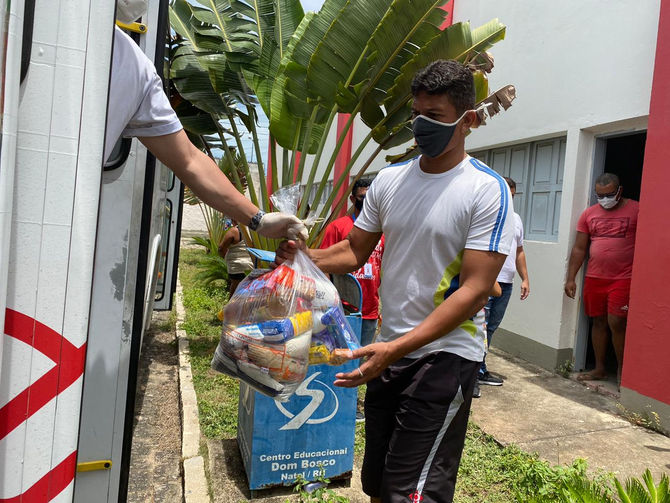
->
[321,179,384,347]
[565,173,639,385]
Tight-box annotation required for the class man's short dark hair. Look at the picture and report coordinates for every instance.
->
[411,59,475,114]
[504,177,516,191]
[352,178,372,196]
[595,173,620,188]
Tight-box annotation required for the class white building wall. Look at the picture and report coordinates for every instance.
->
[455,0,660,357]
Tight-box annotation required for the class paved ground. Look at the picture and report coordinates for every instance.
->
[181,202,209,239]
[472,349,670,480]
[127,311,183,502]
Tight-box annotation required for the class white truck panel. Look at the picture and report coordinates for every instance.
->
[0,0,114,499]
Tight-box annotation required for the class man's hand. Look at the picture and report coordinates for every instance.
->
[273,239,305,267]
[520,279,530,300]
[257,212,308,240]
[564,279,577,299]
[333,342,398,388]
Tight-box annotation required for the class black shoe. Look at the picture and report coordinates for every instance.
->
[356,411,365,423]
[472,381,481,398]
[478,371,503,386]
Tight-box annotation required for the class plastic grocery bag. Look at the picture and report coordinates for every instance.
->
[210,185,360,401]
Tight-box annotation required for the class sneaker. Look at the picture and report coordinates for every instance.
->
[478,371,503,386]
[356,411,365,423]
[472,381,481,398]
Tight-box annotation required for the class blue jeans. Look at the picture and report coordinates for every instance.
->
[360,319,378,347]
[479,282,513,376]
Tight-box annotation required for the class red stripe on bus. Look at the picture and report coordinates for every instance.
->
[0,451,77,502]
[0,309,86,440]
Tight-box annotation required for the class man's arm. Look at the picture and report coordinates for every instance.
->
[334,248,506,387]
[217,228,238,258]
[140,131,307,240]
[275,226,382,274]
[564,231,589,298]
[140,131,258,224]
[515,246,530,300]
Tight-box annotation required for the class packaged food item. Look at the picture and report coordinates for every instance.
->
[308,306,360,365]
[210,184,361,400]
[257,311,313,343]
[211,259,315,401]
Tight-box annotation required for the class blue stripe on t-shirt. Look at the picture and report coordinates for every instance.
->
[383,156,418,170]
[469,158,508,252]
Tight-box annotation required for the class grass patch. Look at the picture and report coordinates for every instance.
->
[180,247,238,439]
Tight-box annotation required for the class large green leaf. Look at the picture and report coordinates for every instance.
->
[275,0,304,55]
[242,35,280,115]
[268,8,339,151]
[239,0,304,117]
[191,0,256,56]
[305,0,391,107]
[385,19,505,112]
[174,100,220,135]
[170,0,229,78]
[270,0,348,124]
[169,42,227,117]
[353,0,445,107]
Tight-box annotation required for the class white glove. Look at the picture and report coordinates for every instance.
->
[256,212,308,241]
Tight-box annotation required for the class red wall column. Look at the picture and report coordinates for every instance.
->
[293,151,302,183]
[332,114,354,217]
[267,140,274,197]
[621,2,670,405]
[440,0,454,30]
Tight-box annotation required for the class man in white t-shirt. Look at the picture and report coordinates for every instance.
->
[276,60,513,503]
[107,3,306,241]
[474,177,530,397]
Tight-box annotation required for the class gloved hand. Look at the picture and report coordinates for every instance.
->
[256,212,308,241]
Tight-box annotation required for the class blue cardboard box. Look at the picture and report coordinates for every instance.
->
[237,316,361,490]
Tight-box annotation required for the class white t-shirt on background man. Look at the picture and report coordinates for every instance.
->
[497,212,524,283]
[354,156,514,363]
[105,27,183,161]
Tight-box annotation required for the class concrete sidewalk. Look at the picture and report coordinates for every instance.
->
[472,349,670,481]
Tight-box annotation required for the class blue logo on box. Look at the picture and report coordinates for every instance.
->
[237,315,361,490]
[238,361,358,489]
[275,372,339,430]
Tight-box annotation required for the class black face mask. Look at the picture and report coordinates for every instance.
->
[411,111,470,158]
[354,197,365,211]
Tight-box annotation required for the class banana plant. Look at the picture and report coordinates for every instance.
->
[168,0,515,250]
[268,1,513,240]
[285,12,512,242]
[169,0,305,249]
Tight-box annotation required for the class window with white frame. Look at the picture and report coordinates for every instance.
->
[471,137,566,242]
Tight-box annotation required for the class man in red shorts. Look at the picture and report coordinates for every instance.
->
[565,173,639,385]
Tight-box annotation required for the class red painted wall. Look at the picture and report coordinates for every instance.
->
[332,114,354,217]
[621,1,670,405]
[440,0,454,29]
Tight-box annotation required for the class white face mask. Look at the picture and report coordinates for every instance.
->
[116,0,147,24]
[598,196,618,209]
[597,187,621,209]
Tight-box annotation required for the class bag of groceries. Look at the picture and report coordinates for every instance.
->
[210,185,360,401]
